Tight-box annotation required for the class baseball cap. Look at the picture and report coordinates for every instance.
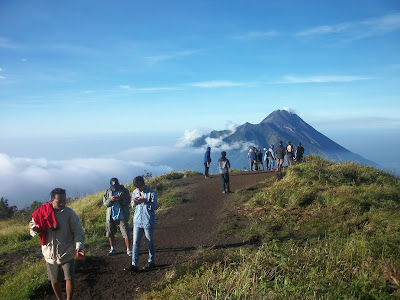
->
[110,178,119,188]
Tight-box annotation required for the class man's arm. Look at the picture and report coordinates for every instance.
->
[103,189,113,207]
[119,187,131,207]
[70,210,85,251]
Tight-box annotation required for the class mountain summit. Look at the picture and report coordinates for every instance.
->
[193,109,376,167]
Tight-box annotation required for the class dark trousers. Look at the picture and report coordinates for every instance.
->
[204,163,210,177]
[220,173,230,191]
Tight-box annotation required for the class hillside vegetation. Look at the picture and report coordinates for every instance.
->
[0,170,199,300]
[143,156,400,299]
[1,158,399,299]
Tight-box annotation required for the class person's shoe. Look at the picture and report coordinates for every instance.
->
[108,249,117,256]
[226,190,232,193]
[127,249,132,256]
[124,265,138,272]
[143,262,155,271]
[222,190,226,194]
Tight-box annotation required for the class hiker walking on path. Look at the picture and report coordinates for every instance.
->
[103,177,132,256]
[286,141,295,166]
[204,146,212,179]
[295,142,305,163]
[267,145,276,170]
[29,188,85,300]
[250,147,258,171]
[125,176,158,272]
[218,151,231,193]
[257,149,264,171]
[276,141,286,171]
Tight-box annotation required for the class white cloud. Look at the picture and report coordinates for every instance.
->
[234,30,279,39]
[0,76,5,80]
[119,85,179,92]
[189,80,247,88]
[279,75,372,84]
[21,58,28,62]
[0,37,17,49]
[146,49,200,64]
[295,12,400,41]
[176,129,205,147]
[282,107,296,114]
[0,153,172,208]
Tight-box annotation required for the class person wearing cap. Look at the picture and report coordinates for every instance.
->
[103,177,132,256]
[29,188,84,300]
[125,175,158,272]
[267,145,276,170]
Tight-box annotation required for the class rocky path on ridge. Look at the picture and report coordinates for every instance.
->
[32,170,275,300]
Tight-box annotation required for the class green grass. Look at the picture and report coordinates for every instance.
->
[2,161,399,299]
[0,170,200,300]
[140,156,400,299]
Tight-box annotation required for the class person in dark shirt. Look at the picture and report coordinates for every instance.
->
[275,141,286,171]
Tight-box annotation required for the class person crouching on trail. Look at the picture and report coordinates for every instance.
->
[218,151,231,193]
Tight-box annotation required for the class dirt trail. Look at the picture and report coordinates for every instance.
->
[32,170,275,300]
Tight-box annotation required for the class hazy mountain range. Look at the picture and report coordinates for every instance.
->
[192,109,377,168]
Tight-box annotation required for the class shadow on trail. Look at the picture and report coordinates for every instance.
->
[155,240,257,254]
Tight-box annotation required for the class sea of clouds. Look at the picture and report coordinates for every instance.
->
[1,123,254,209]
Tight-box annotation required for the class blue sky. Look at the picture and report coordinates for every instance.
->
[1,0,400,207]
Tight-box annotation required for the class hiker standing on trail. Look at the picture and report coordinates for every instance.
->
[286,141,295,166]
[103,177,132,256]
[29,188,85,300]
[268,145,276,170]
[276,141,286,171]
[218,151,231,193]
[263,148,269,170]
[125,176,158,272]
[295,142,305,163]
[257,149,264,171]
[247,148,252,171]
[204,146,212,179]
[250,147,258,171]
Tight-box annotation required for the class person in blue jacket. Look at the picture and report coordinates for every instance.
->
[204,146,212,178]
[125,176,158,272]
[249,147,257,171]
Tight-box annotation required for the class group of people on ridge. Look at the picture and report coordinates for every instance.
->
[29,175,158,300]
[28,142,305,300]
[248,141,304,172]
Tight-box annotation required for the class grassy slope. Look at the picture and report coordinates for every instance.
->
[0,170,199,300]
[1,159,400,299]
[142,156,400,299]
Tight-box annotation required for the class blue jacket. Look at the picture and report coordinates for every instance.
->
[250,151,257,161]
[131,186,158,228]
[204,147,211,164]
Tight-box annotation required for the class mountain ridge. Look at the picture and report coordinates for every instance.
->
[193,109,377,167]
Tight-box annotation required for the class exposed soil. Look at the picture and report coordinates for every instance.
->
[31,170,276,300]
